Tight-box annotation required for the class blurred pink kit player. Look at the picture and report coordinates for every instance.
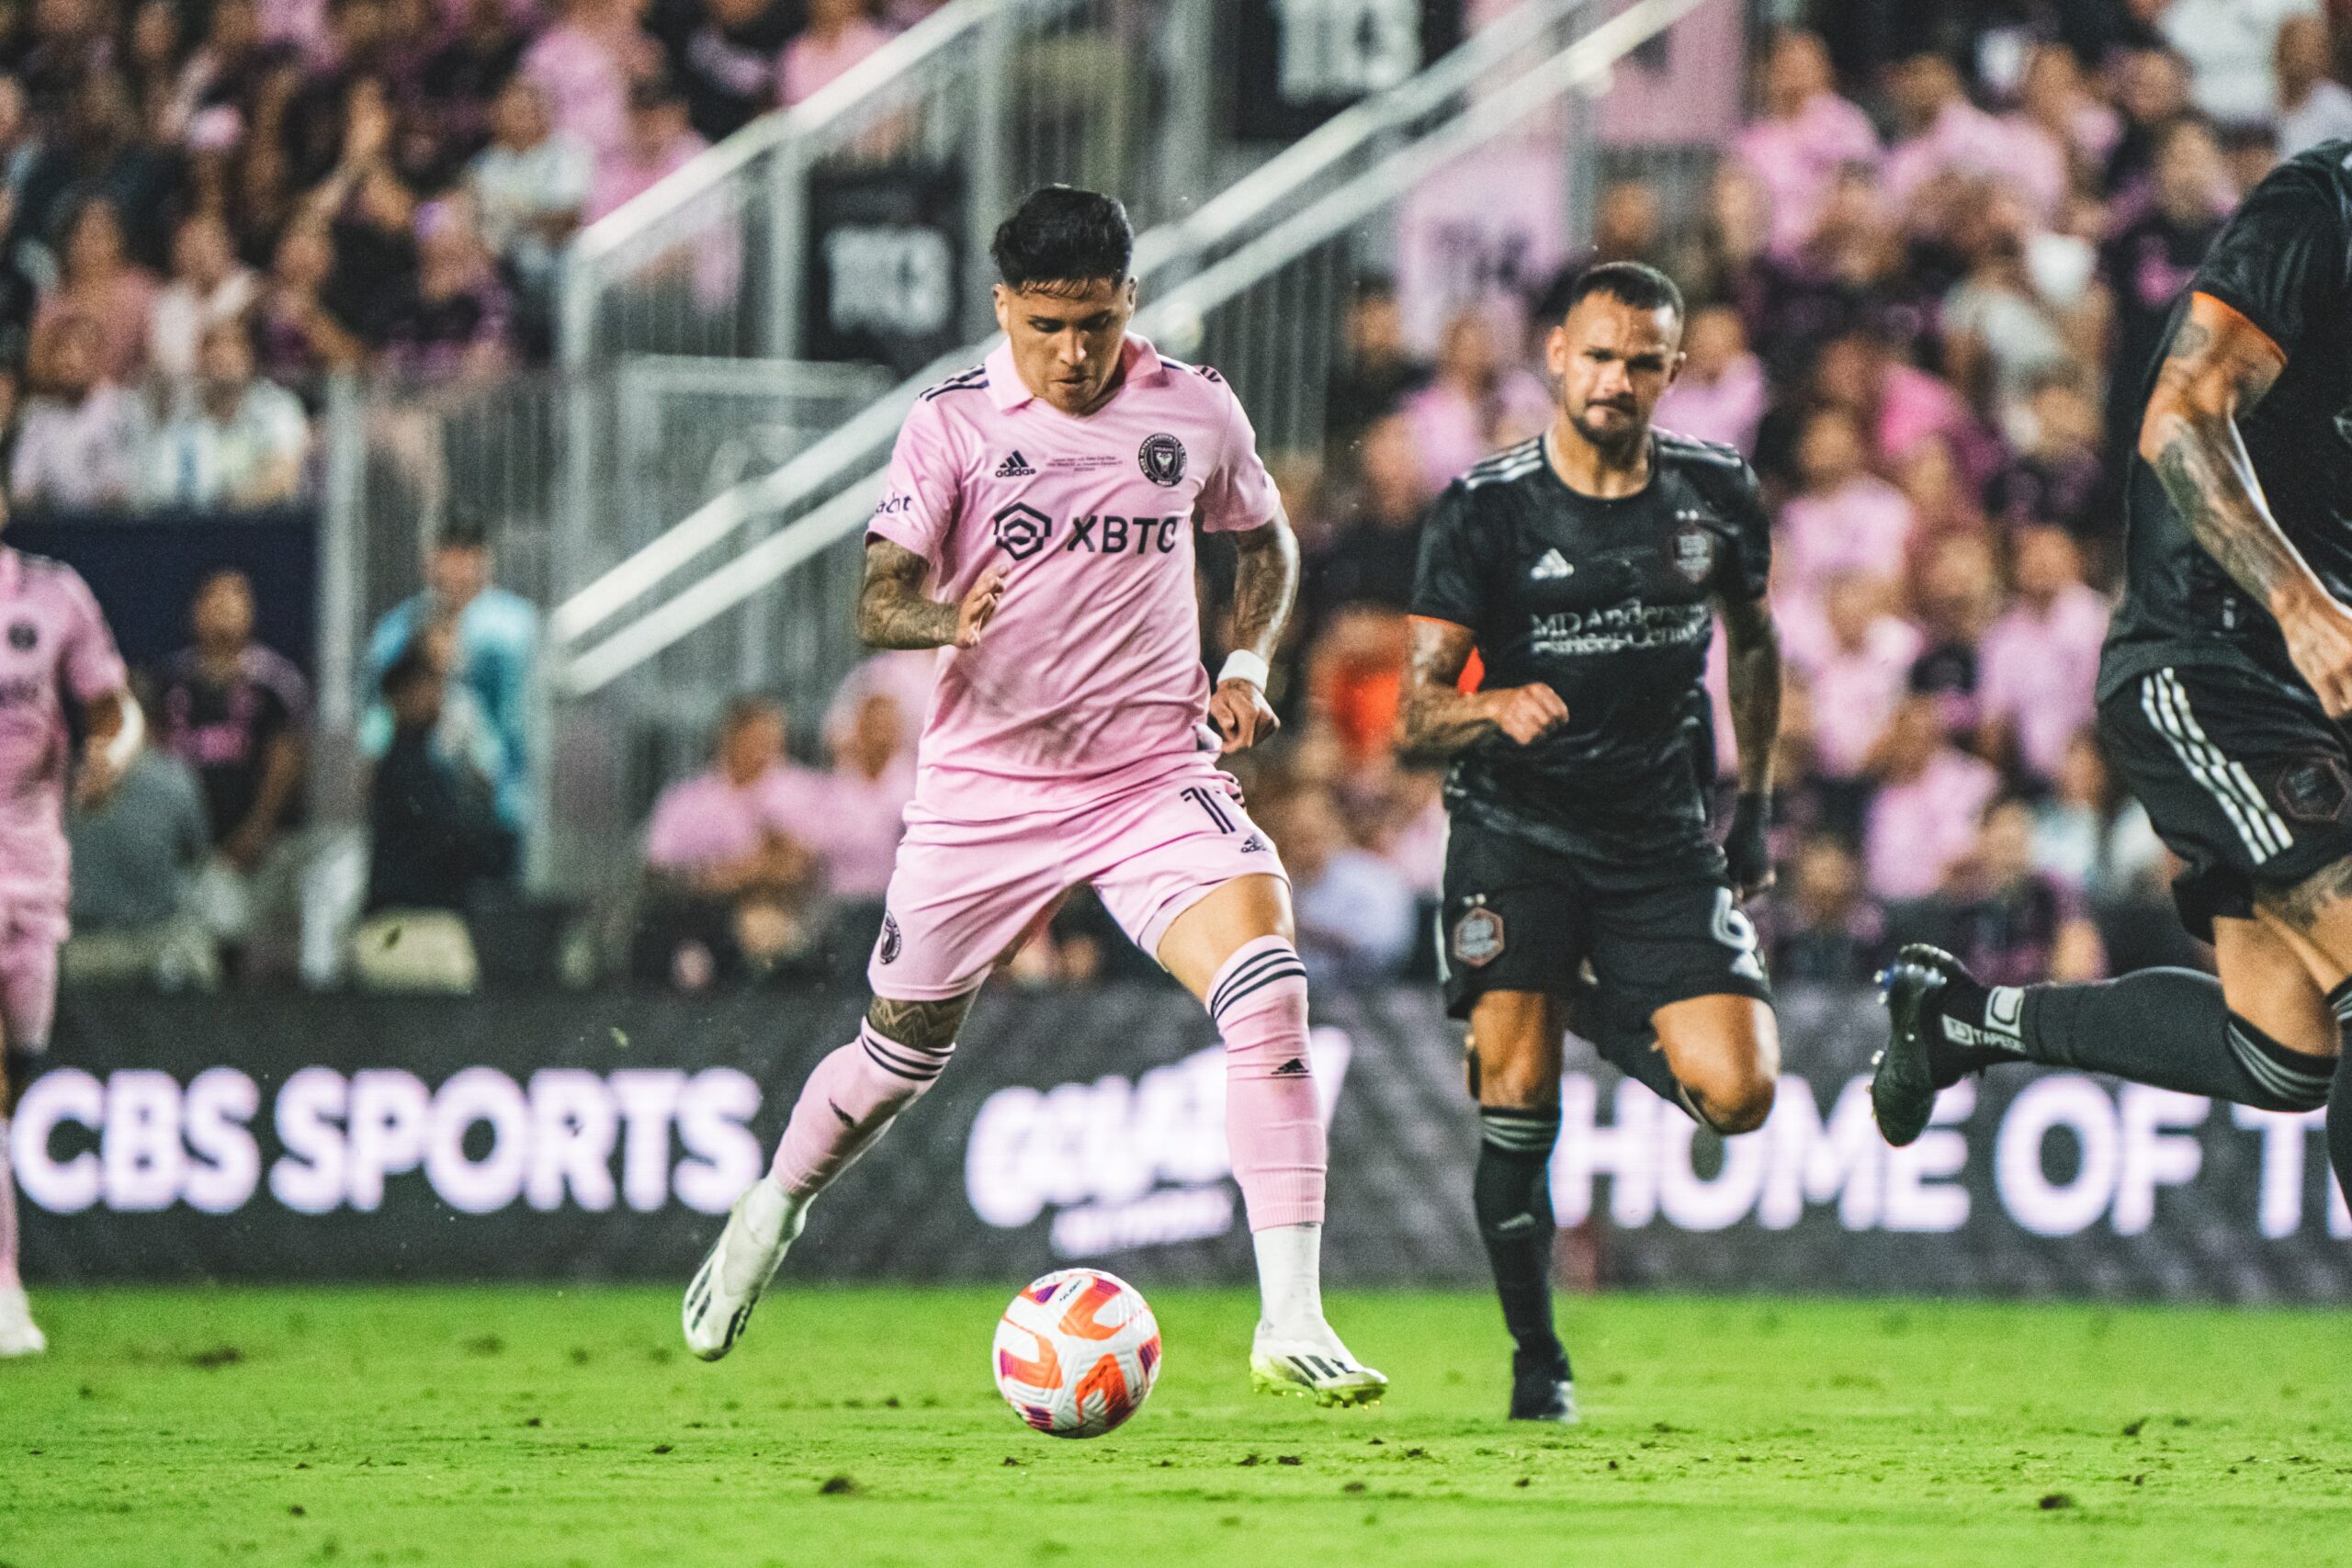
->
[863,333,1287,996]
[0,546,134,1353]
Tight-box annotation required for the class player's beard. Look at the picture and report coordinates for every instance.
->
[1568,400,1648,459]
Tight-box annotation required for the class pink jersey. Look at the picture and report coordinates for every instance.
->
[868,334,1280,820]
[0,549,129,908]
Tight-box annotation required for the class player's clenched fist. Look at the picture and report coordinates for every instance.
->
[1209,679,1281,752]
[1480,682,1569,745]
[956,567,1007,649]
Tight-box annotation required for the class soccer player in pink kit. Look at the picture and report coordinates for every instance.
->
[0,544,140,1356]
[684,187,1385,1404]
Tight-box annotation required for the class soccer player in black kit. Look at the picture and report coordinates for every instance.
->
[1874,141,2352,1214]
[1401,263,1784,1423]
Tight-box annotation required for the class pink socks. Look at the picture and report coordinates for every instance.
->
[1208,937,1325,1231]
[768,1021,952,1200]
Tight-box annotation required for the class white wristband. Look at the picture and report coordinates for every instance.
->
[1216,650,1271,692]
[103,694,144,773]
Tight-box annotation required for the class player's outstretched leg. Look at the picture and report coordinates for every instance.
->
[1873,934,2335,1146]
[684,997,967,1361]
[0,1049,42,1357]
[1161,882,1385,1407]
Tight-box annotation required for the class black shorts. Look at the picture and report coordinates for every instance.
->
[2099,661,2352,941]
[1439,817,1772,1045]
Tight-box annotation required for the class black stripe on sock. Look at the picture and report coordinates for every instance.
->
[1479,1107,1561,1153]
[1210,948,1298,1018]
[2226,1015,2333,1110]
[1212,964,1307,1021]
[861,1035,950,1081]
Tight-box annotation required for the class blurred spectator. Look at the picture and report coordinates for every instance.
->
[780,0,894,107]
[1864,695,2002,901]
[254,216,367,390]
[31,197,161,387]
[62,743,220,990]
[1280,786,1415,984]
[365,514,538,833]
[1733,28,1882,256]
[1979,525,2109,784]
[366,639,516,914]
[11,312,143,510]
[1777,405,1916,612]
[2275,14,2352,152]
[818,685,914,906]
[378,197,516,382]
[650,0,789,142]
[2032,729,2167,899]
[420,0,531,157]
[1928,796,2105,985]
[2103,45,2198,204]
[2015,41,2121,178]
[2164,0,2322,128]
[1905,531,2002,742]
[1883,51,2067,221]
[154,570,310,963]
[590,74,708,221]
[141,321,311,508]
[148,213,264,385]
[469,75,592,305]
[1302,410,1426,624]
[18,72,178,265]
[525,0,659,163]
[1767,832,1889,985]
[1783,568,1917,784]
[1324,275,1429,458]
[1984,372,2108,552]
[638,695,822,984]
[1656,302,1767,455]
[1939,184,2097,425]
[1401,309,1548,498]
[2101,115,2230,442]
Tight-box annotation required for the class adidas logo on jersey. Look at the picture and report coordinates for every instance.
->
[1530,549,1574,581]
[1238,833,1271,853]
[995,451,1035,478]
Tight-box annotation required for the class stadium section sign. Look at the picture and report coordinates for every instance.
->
[14,987,2352,1298]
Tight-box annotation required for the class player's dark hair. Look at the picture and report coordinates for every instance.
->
[1559,261,1684,324]
[991,186,1132,293]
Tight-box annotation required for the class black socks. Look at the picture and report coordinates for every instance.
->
[1474,1106,1568,1379]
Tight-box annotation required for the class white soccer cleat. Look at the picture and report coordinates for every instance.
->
[0,1284,47,1358]
[1250,1323,1387,1407]
[682,1181,801,1362]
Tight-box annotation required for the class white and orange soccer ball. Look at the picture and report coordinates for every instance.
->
[992,1269,1162,1438]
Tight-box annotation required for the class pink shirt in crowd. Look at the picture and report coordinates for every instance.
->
[1784,611,1925,779]
[1866,747,2002,902]
[1979,582,2110,780]
[589,131,709,221]
[525,23,635,161]
[1732,92,1882,254]
[869,333,1281,819]
[643,762,827,874]
[1778,476,1917,605]
[1401,373,1552,498]
[1657,355,1769,456]
[779,17,896,106]
[816,760,916,898]
[1885,101,2068,221]
[0,549,129,912]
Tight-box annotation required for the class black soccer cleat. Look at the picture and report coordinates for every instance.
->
[1508,1349,1578,1425]
[1871,943,1988,1147]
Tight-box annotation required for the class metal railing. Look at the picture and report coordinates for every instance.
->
[559,0,1212,369]
[549,0,1719,704]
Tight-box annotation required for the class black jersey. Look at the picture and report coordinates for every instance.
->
[2102,140,2352,702]
[1410,429,1772,882]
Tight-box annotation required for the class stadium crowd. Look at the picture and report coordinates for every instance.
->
[24,0,2352,996]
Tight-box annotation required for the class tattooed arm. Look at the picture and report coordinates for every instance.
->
[1396,616,1566,764]
[1206,510,1298,751]
[2140,292,2352,713]
[855,538,1004,651]
[1718,592,1781,897]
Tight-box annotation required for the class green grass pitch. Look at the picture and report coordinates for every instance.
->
[6,1285,2352,1566]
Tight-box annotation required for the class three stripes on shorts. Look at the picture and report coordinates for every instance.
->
[2140,667,2293,864]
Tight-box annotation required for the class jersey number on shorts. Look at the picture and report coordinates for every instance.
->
[1711,887,1766,983]
[1182,784,1238,834]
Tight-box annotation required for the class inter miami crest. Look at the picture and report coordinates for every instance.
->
[6,622,34,651]
[877,911,902,964]
[1451,899,1505,968]
[1669,524,1716,584]
[1138,434,1186,487]
[991,501,1052,561]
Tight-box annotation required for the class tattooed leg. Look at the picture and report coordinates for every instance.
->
[769,988,980,1198]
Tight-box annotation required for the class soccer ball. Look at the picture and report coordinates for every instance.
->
[992,1269,1162,1438]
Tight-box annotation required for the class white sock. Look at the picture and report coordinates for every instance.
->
[1251,1221,1326,1338]
[747,1174,807,1247]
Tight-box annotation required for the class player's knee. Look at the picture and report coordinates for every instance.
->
[1476,1048,1556,1111]
[1680,1054,1776,1134]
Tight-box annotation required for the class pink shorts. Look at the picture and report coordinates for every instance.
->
[869,760,1288,1000]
